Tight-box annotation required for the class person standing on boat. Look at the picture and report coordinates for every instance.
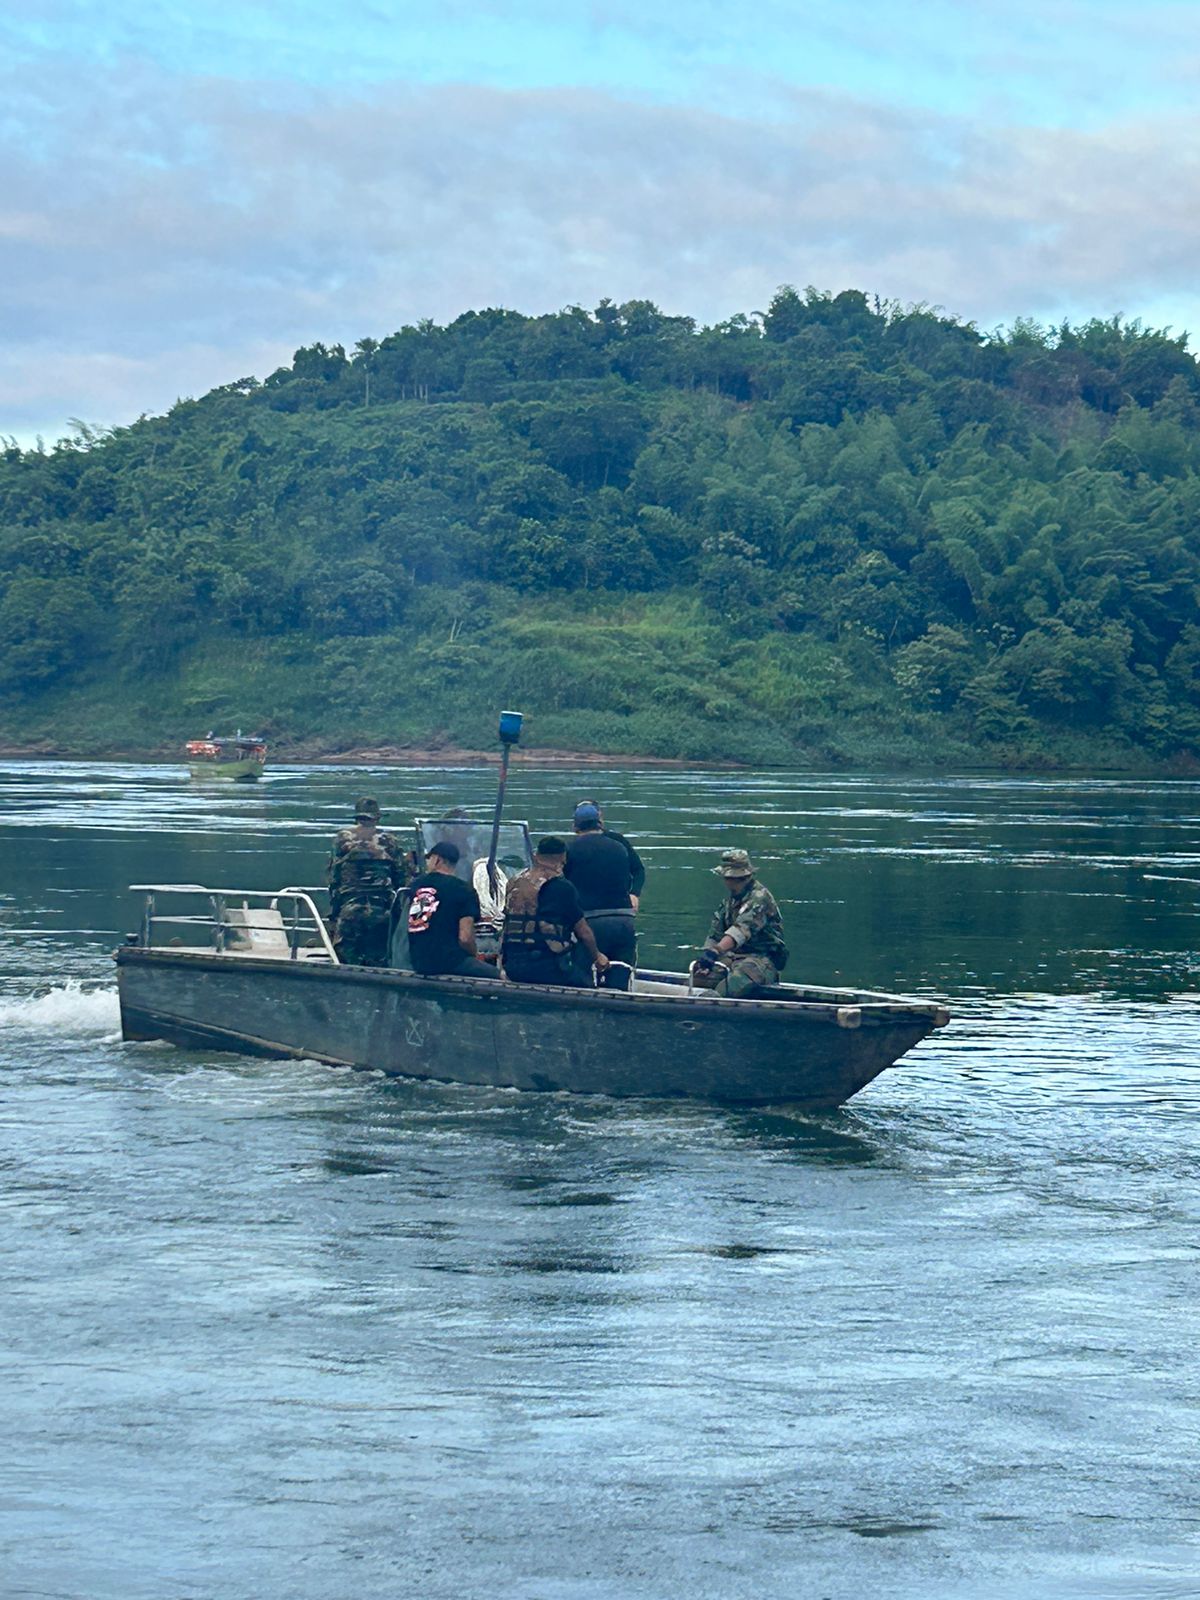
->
[405,841,499,980]
[326,796,406,966]
[564,800,644,987]
[692,848,788,998]
[502,837,610,988]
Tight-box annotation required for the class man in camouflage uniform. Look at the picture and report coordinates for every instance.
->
[326,796,406,966]
[692,848,788,998]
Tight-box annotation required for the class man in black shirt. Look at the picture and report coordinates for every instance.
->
[564,800,645,982]
[406,841,499,979]
[502,837,610,988]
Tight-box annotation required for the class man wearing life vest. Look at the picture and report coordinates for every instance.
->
[326,796,406,966]
[502,837,610,987]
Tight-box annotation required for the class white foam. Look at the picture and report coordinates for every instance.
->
[0,981,121,1035]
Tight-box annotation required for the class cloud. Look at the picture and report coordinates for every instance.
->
[0,341,297,448]
[3,60,1199,440]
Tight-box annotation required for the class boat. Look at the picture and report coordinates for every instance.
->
[185,732,267,782]
[114,815,949,1110]
[123,712,948,1108]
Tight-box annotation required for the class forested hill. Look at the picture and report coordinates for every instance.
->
[3,287,1200,769]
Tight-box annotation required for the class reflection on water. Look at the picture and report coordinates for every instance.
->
[1,762,1198,1600]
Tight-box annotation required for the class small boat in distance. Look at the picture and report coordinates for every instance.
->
[185,732,267,782]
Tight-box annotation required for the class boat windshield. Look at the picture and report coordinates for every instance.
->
[415,818,532,884]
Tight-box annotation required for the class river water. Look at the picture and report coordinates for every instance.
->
[1,762,1197,1599]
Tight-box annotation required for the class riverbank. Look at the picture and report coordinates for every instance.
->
[303,743,721,767]
[0,738,732,768]
[1,672,1193,776]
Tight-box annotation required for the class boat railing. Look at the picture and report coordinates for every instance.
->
[128,884,338,963]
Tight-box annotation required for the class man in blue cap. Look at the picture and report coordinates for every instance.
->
[564,798,645,986]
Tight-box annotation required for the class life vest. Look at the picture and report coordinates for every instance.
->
[502,869,572,961]
[331,829,397,902]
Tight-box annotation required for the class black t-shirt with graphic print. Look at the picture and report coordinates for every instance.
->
[406,871,481,974]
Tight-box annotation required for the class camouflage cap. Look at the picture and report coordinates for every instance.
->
[713,847,756,878]
[354,796,381,822]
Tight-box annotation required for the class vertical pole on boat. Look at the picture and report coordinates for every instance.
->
[487,711,523,895]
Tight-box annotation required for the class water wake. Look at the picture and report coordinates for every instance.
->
[0,980,121,1035]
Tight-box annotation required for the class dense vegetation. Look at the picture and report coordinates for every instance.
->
[3,287,1200,768]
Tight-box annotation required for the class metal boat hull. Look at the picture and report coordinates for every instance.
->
[116,947,941,1108]
[187,759,264,782]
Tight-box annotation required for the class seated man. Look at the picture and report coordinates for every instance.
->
[406,841,500,979]
[502,836,610,988]
[692,848,788,998]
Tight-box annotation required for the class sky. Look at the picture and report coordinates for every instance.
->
[3,0,1199,444]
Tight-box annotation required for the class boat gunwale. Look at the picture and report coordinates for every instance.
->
[114,945,947,1029]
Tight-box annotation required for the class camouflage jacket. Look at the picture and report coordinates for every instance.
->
[706,879,788,968]
[327,824,406,911]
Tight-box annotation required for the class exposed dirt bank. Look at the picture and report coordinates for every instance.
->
[1,737,1188,776]
[298,743,728,768]
[0,740,737,768]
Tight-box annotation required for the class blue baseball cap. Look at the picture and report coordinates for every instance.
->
[574,801,601,826]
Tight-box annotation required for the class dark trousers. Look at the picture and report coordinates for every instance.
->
[412,953,501,980]
[584,911,637,966]
[506,953,593,988]
[446,954,502,980]
[583,912,636,990]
